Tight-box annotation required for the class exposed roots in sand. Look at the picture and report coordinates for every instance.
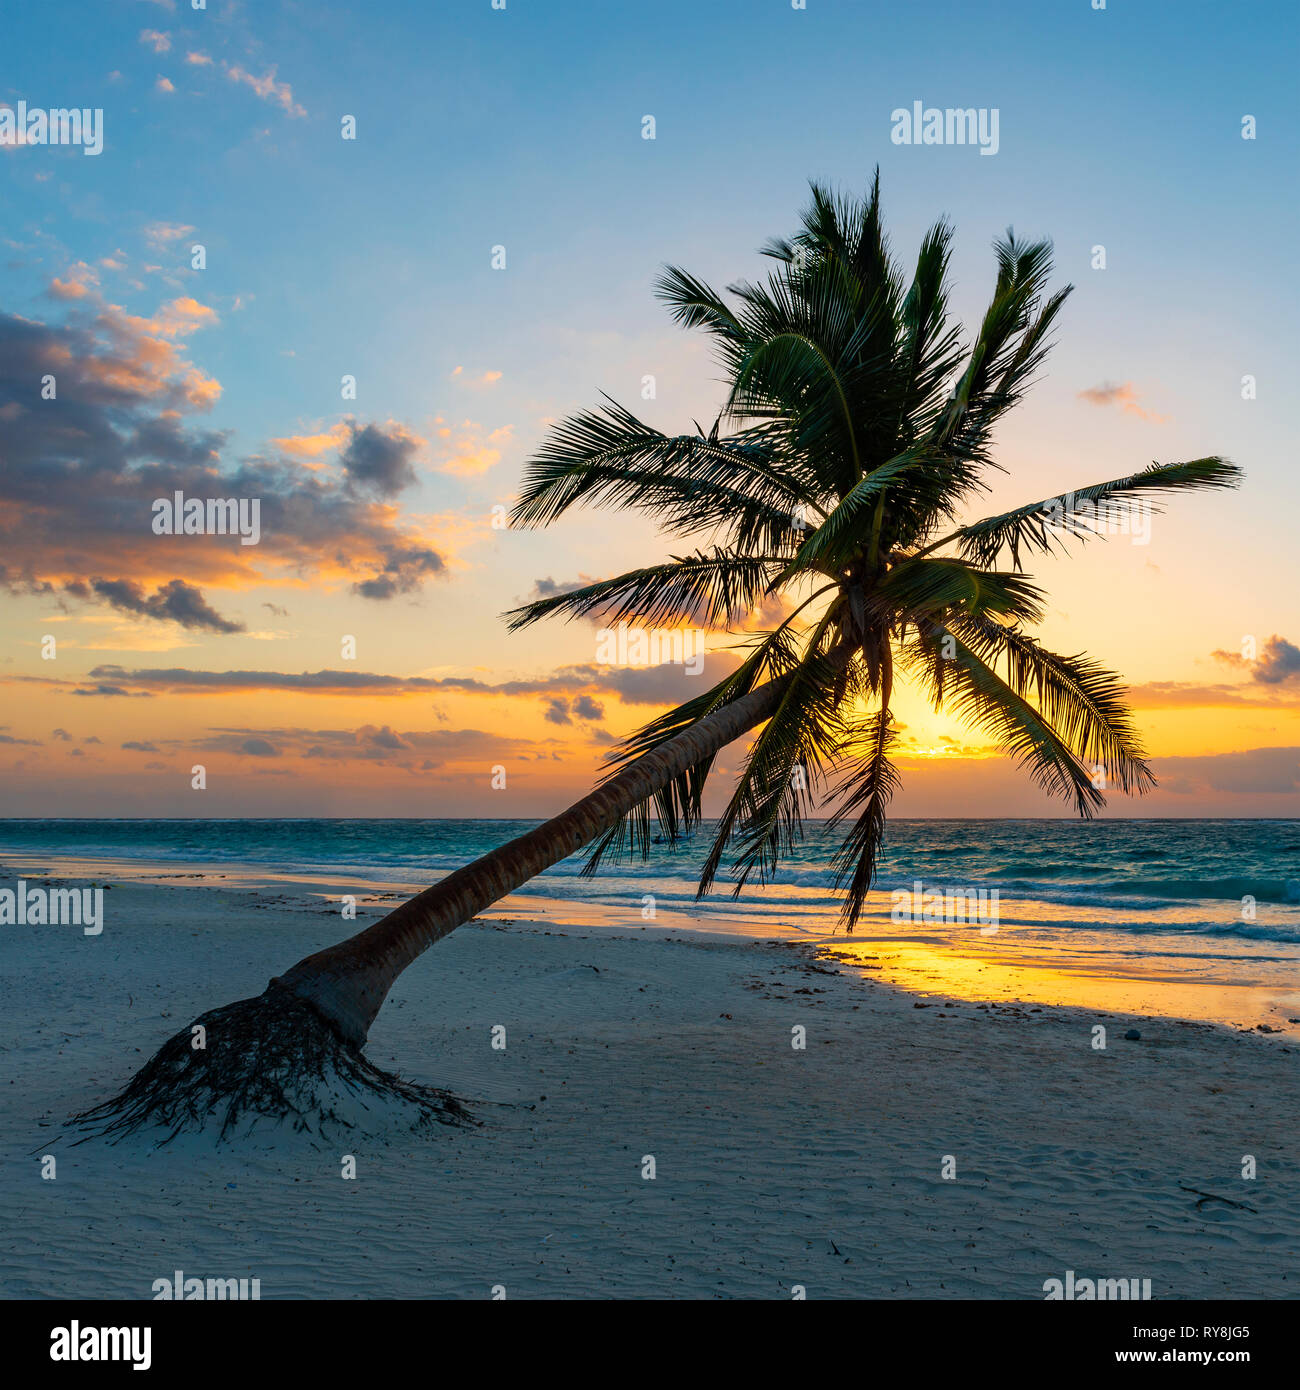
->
[72,984,476,1146]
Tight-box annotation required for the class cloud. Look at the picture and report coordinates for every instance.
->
[1205,635,1300,689]
[360,724,408,750]
[1124,681,1297,710]
[1076,381,1168,424]
[352,543,445,599]
[543,697,572,725]
[121,740,160,752]
[223,64,305,118]
[450,366,503,389]
[49,279,93,302]
[140,30,172,53]
[0,296,450,618]
[589,652,736,703]
[401,654,737,703]
[272,423,350,461]
[1128,638,1300,711]
[17,653,740,707]
[1154,747,1300,797]
[192,723,541,767]
[152,296,219,335]
[431,416,513,476]
[156,76,176,94]
[185,51,213,67]
[82,577,244,633]
[75,666,449,695]
[143,222,195,252]
[70,684,153,698]
[529,575,595,601]
[339,420,423,497]
[49,262,99,300]
[1251,635,1300,685]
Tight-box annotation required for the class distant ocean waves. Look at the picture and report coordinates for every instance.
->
[1,817,1298,947]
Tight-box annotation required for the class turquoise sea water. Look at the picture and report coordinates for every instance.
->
[2,818,1298,1026]
[0,815,1297,932]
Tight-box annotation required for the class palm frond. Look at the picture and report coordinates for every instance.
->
[899,623,1105,816]
[827,649,900,931]
[946,613,1154,795]
[936,457,1242,569]
[510,396,819,554]
[696,632,849,898]
[654,265,748,356]
[505,551,787,633]
[583,617,816,873]
[873,555,1047,626]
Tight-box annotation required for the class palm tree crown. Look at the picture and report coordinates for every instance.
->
[507,173,1240,929]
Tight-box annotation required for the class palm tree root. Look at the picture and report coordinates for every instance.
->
[72,982,476,1146]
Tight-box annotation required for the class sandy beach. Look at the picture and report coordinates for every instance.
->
[4,0,1298,1341]
[3,873,1297,1300]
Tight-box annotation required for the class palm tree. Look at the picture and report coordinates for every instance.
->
[81,175,1239,1140]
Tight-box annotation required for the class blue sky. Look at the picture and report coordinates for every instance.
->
[1,0,1298,815]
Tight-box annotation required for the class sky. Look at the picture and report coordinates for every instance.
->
[1,0,1298,818]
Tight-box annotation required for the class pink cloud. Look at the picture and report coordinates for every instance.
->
[1076,380,1168,424]
[223,64,306,118]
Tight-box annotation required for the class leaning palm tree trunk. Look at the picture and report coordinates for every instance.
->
[277,672,789,1045]
[77,673,789,1142]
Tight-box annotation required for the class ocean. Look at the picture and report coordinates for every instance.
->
[2,817,1298,1028]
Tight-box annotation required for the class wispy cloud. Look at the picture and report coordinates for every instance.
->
[431,416,513,476]
[450,365,503,389]
[1125,681,1295,710]
[48,261,100,300]
[39,653,742,704]
[143,221,195,252]
[1154,747,1300,797]
[272,422,351,463]
[1076,380,1168,423]
[223,64,306,119]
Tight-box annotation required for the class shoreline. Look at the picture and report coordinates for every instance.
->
[3,849,1298,1037]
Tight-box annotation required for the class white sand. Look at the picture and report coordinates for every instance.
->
[2,876,1297,1299]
